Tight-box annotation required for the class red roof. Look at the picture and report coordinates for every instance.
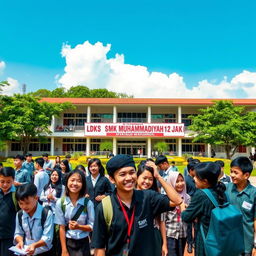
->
[41,98,256,106]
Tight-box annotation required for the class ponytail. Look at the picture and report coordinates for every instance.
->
[213,181,226,205]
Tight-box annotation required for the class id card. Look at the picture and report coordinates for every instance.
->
[122,243,129,256]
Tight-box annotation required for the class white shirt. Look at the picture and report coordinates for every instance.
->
[91,174,100,187]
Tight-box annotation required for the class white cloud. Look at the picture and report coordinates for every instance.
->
[0,61,6,75]
[1,77,20,96]
[58,41,256,98]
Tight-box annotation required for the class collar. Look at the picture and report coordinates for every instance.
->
[113,189,141,209]
[231,181,252,196]
[63,196,85,206]
[0,184,16,195]
[91,174,100,182]
[23,203,42,220]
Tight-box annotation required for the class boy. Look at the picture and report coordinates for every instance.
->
[91,154,183,256]
[0,167,17,256]
[14,154,31,187]
[215,160,231,184]
[226,157,256,256]
[170,161,178,172]
[42,153,53,175]
[23,153,35,177]
[14,183,54,255]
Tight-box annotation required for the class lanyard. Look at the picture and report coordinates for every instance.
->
[27,218,35,240]
[116,194,135,244]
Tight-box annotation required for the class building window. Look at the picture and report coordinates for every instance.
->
[91,114,113,123]
[11,143,21,151]
[152,114,176,123]
[182,114,197,127]
[63,113,87,126]
[117,113,146,123]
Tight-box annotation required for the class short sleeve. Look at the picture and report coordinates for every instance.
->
[54,199,66,225]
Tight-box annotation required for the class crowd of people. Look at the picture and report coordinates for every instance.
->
[0,153,255,256]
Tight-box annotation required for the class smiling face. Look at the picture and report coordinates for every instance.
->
[18,196,38,216]
[89,162,100,177]
[51,171,59,184]
[137,170,154,190]
[0,175,14,194]
[67,173,83,195]
[14,158,22,169]
[230,166,249,185]
[175,174,185,193]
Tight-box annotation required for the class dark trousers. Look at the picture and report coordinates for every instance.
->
[66,236,90,256]
[187,222,196,245]
[167,237,186,256]
[0,238,14,256]
[36,247,54,256]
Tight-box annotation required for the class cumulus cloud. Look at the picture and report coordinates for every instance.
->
[58,41,256,98]
[0,61,6,75]
[1,77,20,96]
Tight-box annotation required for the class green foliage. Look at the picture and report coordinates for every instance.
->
[99,140,113,152]
[72,152,84,160]
[153,141,168,154]
[0,94,72,154]
[0,80,9,92]
[189,100,256,159]
[68,86,91,97]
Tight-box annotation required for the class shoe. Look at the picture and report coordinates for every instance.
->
[187,243,193,253]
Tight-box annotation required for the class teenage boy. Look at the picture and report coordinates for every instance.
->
[215,160,231,184]
[34,158,49,199]
[42,153,53,175]
[14,155,31,187]
[170,161,178,172]
[23,153,35,177]
[0,167,17,256]
[226,157,256,256]
[14,183,54,255]
[91,154,183,256]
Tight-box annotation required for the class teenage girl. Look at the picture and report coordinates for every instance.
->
[60,160,71,185]
[54,156,62,172]
[164,172,190,256]
[136,164,168,256]
[55,170,94,256]
[85,158,113,208]
[181,162,227,256]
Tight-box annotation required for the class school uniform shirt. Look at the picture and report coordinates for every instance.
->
[40,184,65,213]
[15,167,31,185]
[43,160,53,175]
[91,189,174,256]
[54,196,95,240]
[219,174,231,184]
[34,169,50,197]
[170,166,178,172]
[185,175,197,197]
[14,203,54,255]
[86,174,113,207]
[0,185,16,239]
[226,182,256,253]
[160,167,173,195]
[22,161,35,176]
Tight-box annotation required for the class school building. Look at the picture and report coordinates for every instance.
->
[5,98,256,158]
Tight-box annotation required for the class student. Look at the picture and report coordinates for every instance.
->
[136,164,168,256]
[181,162,227,256]
[60,159,71,185]
[183,157,193,177]
[91,154,183,256]
[226,157,256,256]
[0,162,3,169]
[215,160,231,184]
[53,156,62,172]
[40,169,64,213]
[34,158,50,200]
[42,153,53,175]
[170,161,178,172]
[23,153,35,177]
[65,154,73,171]
[75,165,87,176]
[163,172,190,256]
[85,158,92,177]
[13,154,31,187]
[0,167,17,256]
[86,158,113,208]
[55,170,95,256]
[14,183,54,255]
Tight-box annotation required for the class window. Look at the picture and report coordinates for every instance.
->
[91,113,113,123]
[151,114,176,123]
[117,113,147,122]
[63,113,87,126]
[11,143,21,151]
[182,114,197,127]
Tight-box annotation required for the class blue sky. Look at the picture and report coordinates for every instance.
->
[1,0,256,97]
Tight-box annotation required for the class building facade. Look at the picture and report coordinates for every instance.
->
[4,98,256,158]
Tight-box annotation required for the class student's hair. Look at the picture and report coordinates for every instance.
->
[35,157,44,168]
[88,158,105,176]
[55,156,61,163]
[231,157,253,174]
[109,153,114,158]
[0,162,3,168]
[195,162,226,205]
[155,155,168,165]
[61,159,71,173]
[0,167,15,179]
[44,169,63,198]
[171,161,175,164]
[187,159,200,173]
[65,170,87,198]
[215,160,224,168]
[42,153,49,157]
[187,157,193,163]
[146,158,155,163]
[25,153,32,157]
[65,154,71,159]
[14,154,25,161]
[137,164,158,192]
[75,164,86,173]
[16,183,37,201]
[139,160,147,167]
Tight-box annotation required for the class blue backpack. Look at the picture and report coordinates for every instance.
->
[200,189,244,256]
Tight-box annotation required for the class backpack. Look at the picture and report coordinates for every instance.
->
[102,195,113,231]
[200,189,245,256]
[12,192,18,211]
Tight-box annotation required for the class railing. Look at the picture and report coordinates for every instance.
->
[117,118,147,123]
[54,125,84,132]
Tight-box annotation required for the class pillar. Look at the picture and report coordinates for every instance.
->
[5,142,8,158]
[207,144,211,158]
[147,138,151,158]
[51,115,55,132]
[87,106,91,123]
[251,147,255,154]
[50,137,55,156]
[86,138,90,156]
[178,138,182,157]
[113,106,117,123]
[113,138,117,155]
[178,106,182,123]
[147,106,151,123]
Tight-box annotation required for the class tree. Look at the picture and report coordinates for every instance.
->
[0,80,9,93]
[189,100,256,159]
[153,141,168,154]
[68,86,91,98]
[29,89,52,97]
[90,88,117,98]
[51,87,66,97]
[0,94,72,155]
[99,140,113,157]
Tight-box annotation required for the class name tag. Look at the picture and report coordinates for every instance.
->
[138,218,148,229]
[242,201,252,211]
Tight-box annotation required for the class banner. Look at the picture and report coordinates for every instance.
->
[84,123,184,137]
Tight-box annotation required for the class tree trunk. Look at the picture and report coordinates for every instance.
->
[225,144,231,159]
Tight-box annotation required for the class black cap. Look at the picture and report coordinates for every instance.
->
[106,155,136,177]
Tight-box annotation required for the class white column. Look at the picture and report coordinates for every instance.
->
[207,144,211,157]
[51,115,55,132]
[178,138,182,157]
[87,106,91,123]
[251,147,255,154]
[178,106,182,123]
[113,106,117,123]
[147,106,151,123]
[113,138,117,155]
[5,142,8,158]
[147,138,151,158]
[86,138,90,156]
[50,137,55,156]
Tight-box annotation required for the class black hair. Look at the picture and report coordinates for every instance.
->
[65,169,87,198]
[137,164,158,192]
[65,154,71,159]
[88,158,105,176]
[109,153,114,157]
[231,156,253,174]
[14,154,25,161]
[0,167,15,179]
[42,153,49,157]
[146,158,155,163]
[155,155,168,165]
[44,169,63,198]
[74,165,86,173]
[215,160,224,168]
[139,160,147,167]
[61,160,71,173]
[171,161,175,164]
[16,183,37,201]
[187,159,200,173]
[187,157,193,163]
[25,153,32,157]
[35,157,44,168]
[195,162,226,205]
[0,162,3,167]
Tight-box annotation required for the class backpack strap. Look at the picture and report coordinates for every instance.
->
[102,195,113,232]
[71,198,89,221]
[18,210,24,232]
[41,206,51,228]
[12,192,18,211]
[60,196,66,214]
[201,189,219,208]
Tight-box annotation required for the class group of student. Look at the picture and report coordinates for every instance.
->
[0,153,255,256]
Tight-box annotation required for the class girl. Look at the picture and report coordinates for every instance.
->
[74,165,86,176]
[40,169,64,212]
[181,162,227,256]
[164,172,190,256]
[60,160,71,185]
[136,164,168,256]
[55,170,94,256]
[54,156,62,172]
[85,158,113,208]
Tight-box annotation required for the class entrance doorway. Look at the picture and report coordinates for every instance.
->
[117,141,146,156]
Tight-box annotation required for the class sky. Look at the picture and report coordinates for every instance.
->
[0,0,256,98]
